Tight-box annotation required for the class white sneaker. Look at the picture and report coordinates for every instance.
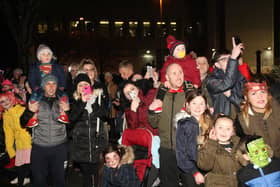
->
[10,177,18,184]
[23,178,30,185]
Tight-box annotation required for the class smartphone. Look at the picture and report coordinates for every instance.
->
[82,85,92,95]
[129,91,137,100]
[147,65,153,78]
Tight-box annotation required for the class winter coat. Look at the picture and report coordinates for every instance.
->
[3,105,31,158]
[20,97,67,147]
[206,58,246,118]
[160,55,201,87]
[148,90,185,149]
[238,62,251,81]
[198,136,243,187]
[176,116,200,175]
[69,91,108,163]
[28,60,66,91]
[237,158,280,187]
[125,89,158,135]
[237,100,280,158]
[102,146,140,187]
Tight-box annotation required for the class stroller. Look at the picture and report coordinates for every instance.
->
[121,128,157,187]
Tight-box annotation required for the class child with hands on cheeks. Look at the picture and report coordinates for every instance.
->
[197,115,243,187]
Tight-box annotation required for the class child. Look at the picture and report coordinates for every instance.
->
[101,144,140,187]
[160,35,201,88]
[176,89,212,186]
[0,91,31,186]
[27,44,68,127]
[197,115,243,187]
[237,135,280,187]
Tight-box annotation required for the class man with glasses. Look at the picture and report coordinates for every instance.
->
[206,38,246,118]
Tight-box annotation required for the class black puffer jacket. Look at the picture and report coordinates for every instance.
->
[69,96,108,163]
[206,58,246,117]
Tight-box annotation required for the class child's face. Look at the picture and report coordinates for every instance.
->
[214,118,234,144]
[186,96,206,120]
[173,44,186,59]
[0,96,12,110]
[105,151,120,168]
[40,51,52,63]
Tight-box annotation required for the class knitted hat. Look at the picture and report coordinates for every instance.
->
[36,44,53,60]
[1,79,13,87]
[74,73,91,89]
[166,35,185,56]
[41,74,58,88]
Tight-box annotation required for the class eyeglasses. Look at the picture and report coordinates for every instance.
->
[217,57,229,62]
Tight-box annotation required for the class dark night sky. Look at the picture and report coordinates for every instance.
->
[0,12,17,70]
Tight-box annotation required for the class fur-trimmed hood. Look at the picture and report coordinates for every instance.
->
[120,145,135,165]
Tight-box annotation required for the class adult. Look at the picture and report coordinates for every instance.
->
[196,56,213,110]
[121,81,158,135]
[206,38,245,118]
[69,73,108,187]
[20,74,69,187]
[237,76,280,158]
[104,72,118,141]
[148,63,193,187]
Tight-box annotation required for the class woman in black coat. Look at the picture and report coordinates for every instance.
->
[69,73,108,187]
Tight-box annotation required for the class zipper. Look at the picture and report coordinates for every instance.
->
[88,114,92,162]
[170,93,175,148]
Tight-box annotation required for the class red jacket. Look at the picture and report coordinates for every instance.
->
[125,89,158,135]
[160,55,201,87]
[238,62,251,81]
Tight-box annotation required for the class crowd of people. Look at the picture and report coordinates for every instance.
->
[0,35,280,187]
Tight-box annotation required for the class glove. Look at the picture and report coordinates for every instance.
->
[5,157,15,168]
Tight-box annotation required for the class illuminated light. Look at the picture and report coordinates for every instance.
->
[79,17,84,21]
[129,21,138,25]
[143,54,153,58]
[188,26,193,29]
[115,21,124,25]
[143,22,150,25]
[146,50,151,54]
[157,21,166,25]
[170,22,176,25]
[211,48,216,52]
[100,21,109,24]
[85,21,92,24]
[266,47,272,51]
[173,28,176,31]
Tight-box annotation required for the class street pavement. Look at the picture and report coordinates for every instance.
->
[0,166,83,187]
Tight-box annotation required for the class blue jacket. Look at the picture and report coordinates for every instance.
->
[28,60,66,91]
[102,164,140,187]
[237,158,280,187]
[176,116,200,175]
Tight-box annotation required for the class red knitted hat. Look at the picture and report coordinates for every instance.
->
[166,35,185,56]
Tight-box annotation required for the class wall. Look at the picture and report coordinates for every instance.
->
[225,0,274,73]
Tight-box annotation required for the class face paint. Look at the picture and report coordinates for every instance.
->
[247,138,270,168]
[176,51,186,58]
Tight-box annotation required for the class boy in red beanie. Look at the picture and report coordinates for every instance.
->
[160,35,201,88]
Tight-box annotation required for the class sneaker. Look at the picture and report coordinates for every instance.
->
[58,114,69,124]
[10,177,18,184]
[23,178,30,185]
[26,117,38,128]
